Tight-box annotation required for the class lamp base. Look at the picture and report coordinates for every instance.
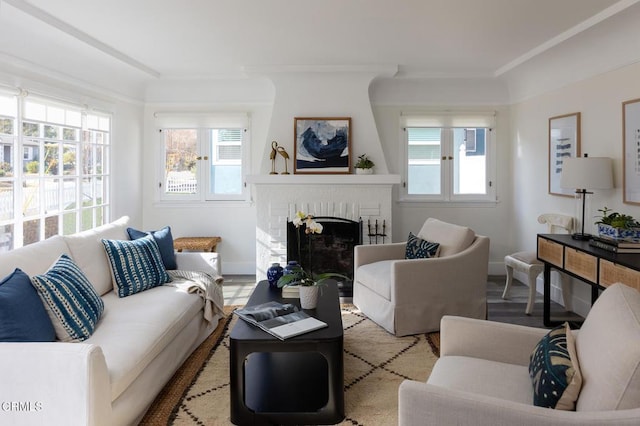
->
[571,232,591,241]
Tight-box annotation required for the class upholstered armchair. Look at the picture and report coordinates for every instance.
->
[353,218,490,336]
[399,283,640,426]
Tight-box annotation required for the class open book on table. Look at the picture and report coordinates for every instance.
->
[233,301,327,340]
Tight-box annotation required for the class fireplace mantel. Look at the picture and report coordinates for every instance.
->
[246,174,401,185]
[249,174,398,281]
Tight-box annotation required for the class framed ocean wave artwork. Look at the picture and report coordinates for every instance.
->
[294,117,351,174]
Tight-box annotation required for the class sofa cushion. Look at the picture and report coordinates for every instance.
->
[0,235,70,279]
[30,254,104,342]
[64,216,130,296]
[529,322,582,410]
[575,283,640,411]
[405,232,440,259]
[127,226,177,270]
[418,218,475,257]
[0,268,56,342]
[89,285,203,400]
[102,235,171,298]
[428,355,533,405]
[356,260,395,301]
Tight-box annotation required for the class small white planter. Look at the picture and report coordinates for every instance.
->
[299,285,320,309]
[355,168,373,175]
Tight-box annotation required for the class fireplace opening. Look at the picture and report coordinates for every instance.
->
[286,216,362,298]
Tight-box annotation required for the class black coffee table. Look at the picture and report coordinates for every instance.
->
[229,280,344,425]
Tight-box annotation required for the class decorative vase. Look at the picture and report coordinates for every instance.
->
[283,260,303,276]
[299,285,320,309]
[355,167,373,175]
[266,262,284,289]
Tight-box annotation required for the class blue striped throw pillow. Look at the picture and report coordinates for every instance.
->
[30,254,104,342]
[102,235,171,298]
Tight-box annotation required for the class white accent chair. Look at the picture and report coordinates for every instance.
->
[353,218,490,336]
[399,283,640,426]
[503,213,573,314]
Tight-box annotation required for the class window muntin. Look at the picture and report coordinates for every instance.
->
[0,94,111,251]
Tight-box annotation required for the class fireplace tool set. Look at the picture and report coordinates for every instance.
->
[367,219,387,244]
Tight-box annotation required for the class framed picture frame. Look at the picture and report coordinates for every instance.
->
[623,98,640,205]
[293,117,351,174]
[549,112,581,196]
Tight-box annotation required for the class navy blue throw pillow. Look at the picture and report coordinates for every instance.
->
[0,268,56,342]
[127,226,177,270]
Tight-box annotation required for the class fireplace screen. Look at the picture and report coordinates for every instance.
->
[287,217,362,298]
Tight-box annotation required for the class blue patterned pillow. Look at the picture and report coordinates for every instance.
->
[405,232,440,259]
[102,235,171,298]
[127,226,177,270]
[30,254,104,342]
[529,322,582,410]
[0,268,56,342]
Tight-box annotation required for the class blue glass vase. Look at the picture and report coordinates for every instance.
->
[267,263,284,289]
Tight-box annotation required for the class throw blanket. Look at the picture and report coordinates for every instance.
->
[166,270,225,324]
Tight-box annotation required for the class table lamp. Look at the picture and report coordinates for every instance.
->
[560,154,613,240]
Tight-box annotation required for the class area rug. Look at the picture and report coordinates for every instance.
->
[141,305,440,425]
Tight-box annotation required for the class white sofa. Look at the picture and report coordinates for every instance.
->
[0,217,225,426]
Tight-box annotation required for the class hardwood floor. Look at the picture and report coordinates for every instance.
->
[222,275,570,329]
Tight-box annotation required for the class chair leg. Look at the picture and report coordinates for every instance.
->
[503,264,514,299]
[525,269,539,315]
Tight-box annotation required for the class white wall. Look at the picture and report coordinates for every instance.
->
[510,60,640,315]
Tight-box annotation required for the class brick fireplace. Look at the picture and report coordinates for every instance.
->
[247,174,400,286]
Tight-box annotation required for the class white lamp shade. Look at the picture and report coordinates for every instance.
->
[560,157,613,190]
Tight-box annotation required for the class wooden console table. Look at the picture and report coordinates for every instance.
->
[537,233,640,327]
[174,236,221,253]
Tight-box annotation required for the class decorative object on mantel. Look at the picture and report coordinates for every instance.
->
[277,211,348,309]
[269,141,279,175]
[367,219,387,244]
[623,98,640,205]
[354,154,374,175]
[549,112,581,197]
[293,117,351,174]
[276,145,290,174]
[560,154,613,240]
[594,207,640,241]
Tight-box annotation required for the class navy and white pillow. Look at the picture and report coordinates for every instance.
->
[102,235,171,298]
[405,232,440,259]
[529,322,582,410]
[30,254,104,342]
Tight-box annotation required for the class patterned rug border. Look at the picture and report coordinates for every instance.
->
[141,304,441,425]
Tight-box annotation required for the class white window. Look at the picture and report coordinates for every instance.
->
[156,113,249,202]
[0,93,111,251]
[401,111,496,202]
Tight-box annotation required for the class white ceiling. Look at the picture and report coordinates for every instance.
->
[0,0,637,101]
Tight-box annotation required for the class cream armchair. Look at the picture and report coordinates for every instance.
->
[353,218,490,336]
[399,283,640,426]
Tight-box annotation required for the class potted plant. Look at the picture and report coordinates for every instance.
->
[594,207,640,240]
[278,211,348,308]
[354,154,374,175]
